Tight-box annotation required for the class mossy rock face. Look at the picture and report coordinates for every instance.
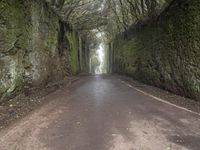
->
[0,0,88,102]
[0,0,27,101]
[0,0,67,102]
[66,30,80,75]
[57,22,87,76]
[112,0,200,101]
[24,0,65,86]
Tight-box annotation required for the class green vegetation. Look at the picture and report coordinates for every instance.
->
[112,0,200,100]
[67,30,80,75]
[0,0,199,102]
[0,0,27,101]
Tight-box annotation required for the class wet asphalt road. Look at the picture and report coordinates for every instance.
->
[0,75,200,150]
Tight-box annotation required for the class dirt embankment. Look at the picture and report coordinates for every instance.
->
[0,77,79,130]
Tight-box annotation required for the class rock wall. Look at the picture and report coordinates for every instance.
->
[58,23,90,75]
[111,0,200,100]
[0,0,88,102]
[80,35,90,73]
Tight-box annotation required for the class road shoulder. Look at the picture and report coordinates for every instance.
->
[118,75,200,115]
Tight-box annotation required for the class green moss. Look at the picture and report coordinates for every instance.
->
[67,30,80,75]
[112,0,200,100]
[12,76,24,93]
[0,0,65,102]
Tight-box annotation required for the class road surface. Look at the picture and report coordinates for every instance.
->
[0,75,200,150]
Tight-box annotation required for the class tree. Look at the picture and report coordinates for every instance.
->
[104,0,169,40]
[47,0,108,31]
[47,0,170,41]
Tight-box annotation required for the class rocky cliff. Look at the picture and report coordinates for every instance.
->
[0,0,89,102]
[111,0,200,101]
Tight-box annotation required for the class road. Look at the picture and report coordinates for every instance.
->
[0,75,200,150]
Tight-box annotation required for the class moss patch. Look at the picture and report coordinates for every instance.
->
[112,0,200,101]
[66,30,80,75]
